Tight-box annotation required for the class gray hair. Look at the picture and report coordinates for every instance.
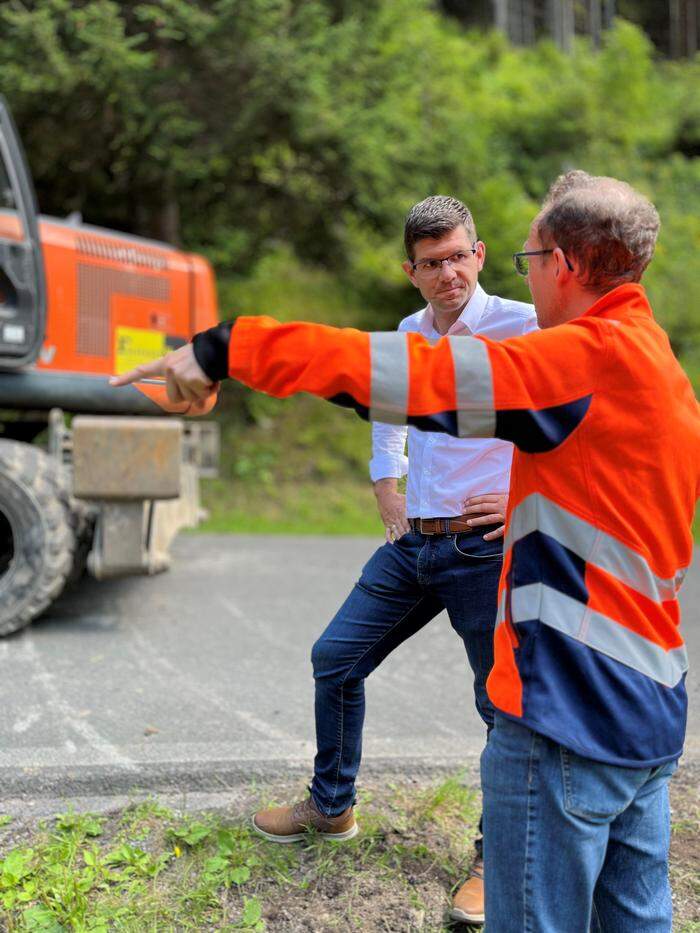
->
[542,169,597,206]
[404,195,477,260]
[537,174,660,290]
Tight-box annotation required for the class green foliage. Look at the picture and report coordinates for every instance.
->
[166,817,212,849]
[2,5,697,368]
[0,799,291,929]
[54,812,103,838]
[0,5,697,533]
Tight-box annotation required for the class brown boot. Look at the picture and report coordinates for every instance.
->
[252,795,358,844]
[450,857,485,925]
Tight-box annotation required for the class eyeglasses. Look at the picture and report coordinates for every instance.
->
[411,247,477,277]
[513,249,573,276]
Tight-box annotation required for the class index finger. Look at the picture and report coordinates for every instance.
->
[109,357,168,387]
[483,524,505,541]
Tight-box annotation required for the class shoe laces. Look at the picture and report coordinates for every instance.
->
[291,798,317,823]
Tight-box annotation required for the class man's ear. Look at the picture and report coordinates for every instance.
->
[475,241,486,273]
[402,259,418,288]
[553,246,574,282]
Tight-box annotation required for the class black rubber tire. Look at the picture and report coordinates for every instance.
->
[66,498,96,585]
[0,440,76,635]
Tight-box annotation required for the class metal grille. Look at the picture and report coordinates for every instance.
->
[76,264,171,357]
[76,235,169,271]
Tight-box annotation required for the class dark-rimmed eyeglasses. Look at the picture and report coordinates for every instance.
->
[411,247,477,277]
[513,250,573,277]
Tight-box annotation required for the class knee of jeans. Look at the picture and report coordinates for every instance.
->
[311,636,343,680]
[311,636,365,685]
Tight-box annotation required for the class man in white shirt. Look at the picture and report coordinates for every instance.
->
[252,196,536,924]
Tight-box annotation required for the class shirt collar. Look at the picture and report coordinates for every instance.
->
[420,283,489,337]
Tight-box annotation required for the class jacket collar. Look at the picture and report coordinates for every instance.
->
[580,283,652,321]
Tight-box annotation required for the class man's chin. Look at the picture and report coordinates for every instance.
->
[435,292,468,314]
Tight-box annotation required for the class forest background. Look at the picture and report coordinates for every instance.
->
[2,0,698,533]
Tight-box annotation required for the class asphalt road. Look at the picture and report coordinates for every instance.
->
[1,536,698,808]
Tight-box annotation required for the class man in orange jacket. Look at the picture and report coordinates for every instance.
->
[113,172,700,932]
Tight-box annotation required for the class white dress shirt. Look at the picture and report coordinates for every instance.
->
[369,284,537,518]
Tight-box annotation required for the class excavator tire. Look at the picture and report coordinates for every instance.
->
[0,440,76,636]
[66,497,95,585]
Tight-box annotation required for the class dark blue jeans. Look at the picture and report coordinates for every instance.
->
[310,528,502,827]
[482,713,678,932]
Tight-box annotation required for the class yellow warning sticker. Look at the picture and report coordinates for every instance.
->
[114,327,167,375]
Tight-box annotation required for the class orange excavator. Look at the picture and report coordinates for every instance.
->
[0,96,220,634]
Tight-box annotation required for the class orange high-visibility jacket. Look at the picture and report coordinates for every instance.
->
[224,283,700,766]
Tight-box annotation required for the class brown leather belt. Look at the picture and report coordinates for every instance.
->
[408,516,499,535]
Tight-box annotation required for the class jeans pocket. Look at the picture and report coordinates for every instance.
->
[452,532,503,561]
[560,747,649,824]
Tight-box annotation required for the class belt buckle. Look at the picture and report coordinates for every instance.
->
[418,518,434,535]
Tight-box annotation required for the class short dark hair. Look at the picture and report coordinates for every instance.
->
[404,195,477,260]
[537,175,660,290]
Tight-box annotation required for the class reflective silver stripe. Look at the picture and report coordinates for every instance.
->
[448,336,495,438]
[369,332,409,424]
[497,589,506,624]
[511,582,688,688]
[509,493,682,605]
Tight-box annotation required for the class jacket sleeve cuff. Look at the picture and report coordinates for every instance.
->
[192,321,234,382]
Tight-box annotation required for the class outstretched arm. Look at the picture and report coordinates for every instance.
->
[112,314,605,453]
[112,316,490,434]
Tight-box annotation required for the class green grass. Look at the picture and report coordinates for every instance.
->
[1,770,697,931]
[198,389,384,536]
[0,776,483,932]
[200,478,381,535]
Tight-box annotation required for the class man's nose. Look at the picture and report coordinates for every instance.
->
[438,260,458,281]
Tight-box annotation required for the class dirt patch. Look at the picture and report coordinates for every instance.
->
[669,762,700,931]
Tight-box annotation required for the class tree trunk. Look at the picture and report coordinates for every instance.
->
[547,0,574,50]
[492,0,508,33]
[158,196,181,247]
[522,0,535,44]
[546,0,560,45]
[510,0,524,44]
[686,0,698,55]
[670,0,682,57]
[602,0,616,29]
[587,0,602,46]
[561,0,575,50]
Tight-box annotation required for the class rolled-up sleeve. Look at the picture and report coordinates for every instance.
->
[369,422,409,481]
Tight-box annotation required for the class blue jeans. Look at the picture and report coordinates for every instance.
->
[481,713,678,933]
[310,528,502,822]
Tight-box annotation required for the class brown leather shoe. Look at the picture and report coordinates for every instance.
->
[450,857,485,925]
[252,795,358,844]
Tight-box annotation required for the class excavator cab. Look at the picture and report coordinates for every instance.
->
[0,97,46,369]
